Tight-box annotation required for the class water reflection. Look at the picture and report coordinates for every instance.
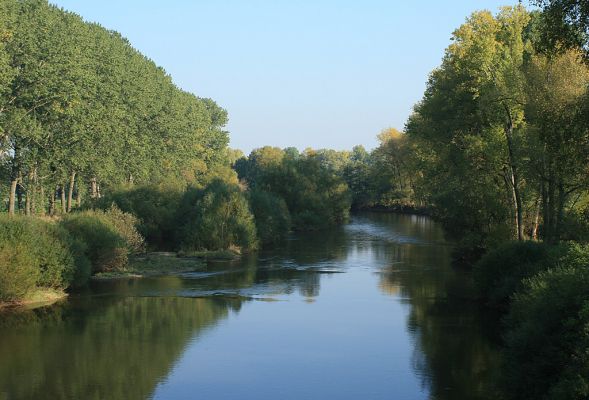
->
[0,297,238,400]
[0,212,501,400]
[367,214,502,400]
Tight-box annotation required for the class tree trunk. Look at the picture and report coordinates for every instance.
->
[67,171,76,212]
[547,173,557,244]
[24,172,33,216]
[16,178,23,212]
[532,196,541,241]
[39,186,45,216]
[91,177,98,198]
[60,184,67,214]
[76,184,82,208]
[31,168,38,215]
[504,109,524,241]
[49,188,56,216]
[9,142,19,216]
[25,189,31,216]
[8,178,17,215]
[30,185,36,216]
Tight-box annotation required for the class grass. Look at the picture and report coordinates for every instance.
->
[0,288,67,310]
[177,248,242,261]
[92,252,207,279]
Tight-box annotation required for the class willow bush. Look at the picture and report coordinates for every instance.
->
[0,216,80,302]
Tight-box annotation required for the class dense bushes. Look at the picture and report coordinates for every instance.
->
[176,180,258,252]
[473,241,554,308]
[503,265,589,400]
[0,216,81,302]
[474,241,589,399]
[0,207,146,303]
[235,147,352,231]
[94,180,294,252]
[249,190,291,245]
[60,208,144,273]
[93,185,183,250]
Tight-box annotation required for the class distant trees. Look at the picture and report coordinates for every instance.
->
[235,147,351,230]
[177,180,258,252]
[0,0,228,215]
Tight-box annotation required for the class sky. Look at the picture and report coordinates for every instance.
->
[50,0,518,154]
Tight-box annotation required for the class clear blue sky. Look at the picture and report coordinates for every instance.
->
[50,0,518,154]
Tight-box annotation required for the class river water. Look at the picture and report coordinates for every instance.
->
[0,213,501,400]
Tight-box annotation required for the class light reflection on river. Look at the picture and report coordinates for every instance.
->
[0,213,501,400]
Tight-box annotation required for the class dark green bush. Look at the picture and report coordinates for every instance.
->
[67,236,92,288]
[0,237,38,302]
[60,211,134,273]
[249,190,291,245]
[177,180,258,252]
[0,216,81,302]
[93,185,182,250]
[473,241,553,308]
[503,263,589,400]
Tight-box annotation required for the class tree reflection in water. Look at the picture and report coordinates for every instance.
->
[0,213,502,400]
[371,213,502,400]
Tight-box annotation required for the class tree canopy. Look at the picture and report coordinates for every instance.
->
[0,0,229,215]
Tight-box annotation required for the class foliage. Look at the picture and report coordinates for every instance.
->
[99,206,145,254]
[176,180,258,252]
[60,210,138,273]
[249,190,291,245]
[93,185,182,250]
[0,0,229,217]
[532,0,589,55]
[473,241,554,308]
[0,216,80,302]
[236,147,351,230]
[405,5,589,253]
[503,261,589,399]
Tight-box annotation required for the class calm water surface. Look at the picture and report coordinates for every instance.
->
[0,213,501,400]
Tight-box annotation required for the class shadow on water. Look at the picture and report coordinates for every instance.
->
[0,212,502,400]
[364,213,503,400]
[0,296,238,400]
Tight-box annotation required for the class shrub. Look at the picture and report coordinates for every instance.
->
[0,216,81,302]
[67,236,92,288]
[503,264,589,400]
[0,239,38,302]
[93,185,182,250]
[99,206,145,253]
[237,149,351,231]
[177,180,258,251]
[60,211,133,273]
[473,241,553,309]
[249,190,291,245]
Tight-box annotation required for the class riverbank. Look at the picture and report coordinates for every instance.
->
[92,250,241,280]
[0,288,68,310]
[352,204,431,216]
[0,213,500,399]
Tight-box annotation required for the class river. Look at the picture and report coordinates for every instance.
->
[0,213,501,400]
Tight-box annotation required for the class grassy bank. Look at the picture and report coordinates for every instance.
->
[0,288,67,310]
[92,252,208,279]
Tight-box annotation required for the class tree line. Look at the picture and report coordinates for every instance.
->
[1,0,589,396]
[401,2,589,398]
[0,0,229,216]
